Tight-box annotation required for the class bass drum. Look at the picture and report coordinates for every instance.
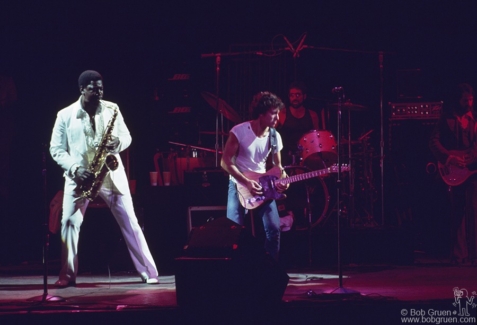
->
[277,166,333,230]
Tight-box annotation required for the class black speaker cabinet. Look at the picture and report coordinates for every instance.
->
[386,118,450,254]
[386,119,439,221]
[175,217,289,309]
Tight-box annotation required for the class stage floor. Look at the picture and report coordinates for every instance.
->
[0,255,476,325]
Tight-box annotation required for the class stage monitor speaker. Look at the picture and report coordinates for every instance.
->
[175,217,289,309]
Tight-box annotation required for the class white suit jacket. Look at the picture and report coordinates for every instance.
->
[50,98,131,195]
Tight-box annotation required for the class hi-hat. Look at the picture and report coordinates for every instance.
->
[201,91,241,124]
[329,100,367,111]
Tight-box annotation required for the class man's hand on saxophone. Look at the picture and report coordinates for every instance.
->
[106,135,120,153]
[74,166,94,185]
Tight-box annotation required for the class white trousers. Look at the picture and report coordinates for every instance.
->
[59,180,158,282]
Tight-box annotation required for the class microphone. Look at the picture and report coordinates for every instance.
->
[332,86,343,94]
[283,36,295,53]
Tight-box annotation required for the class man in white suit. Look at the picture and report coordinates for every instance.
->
[50,70,159,287]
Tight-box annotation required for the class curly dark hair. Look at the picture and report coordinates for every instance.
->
[78,70,103,88]
[250,91,284,119]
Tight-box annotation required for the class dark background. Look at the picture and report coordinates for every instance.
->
[1,1,476,267]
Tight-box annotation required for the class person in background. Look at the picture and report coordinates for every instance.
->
[429,83,477,265]
[277,81,320,167]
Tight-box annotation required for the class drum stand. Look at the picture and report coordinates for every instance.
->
[304,177,314,266]
[282,164,316,267]
[349,133,379,228]
[340,108,378,228]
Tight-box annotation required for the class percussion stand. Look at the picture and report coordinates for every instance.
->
[326,87,360,296]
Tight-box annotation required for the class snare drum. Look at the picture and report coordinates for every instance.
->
[298,130,338,169]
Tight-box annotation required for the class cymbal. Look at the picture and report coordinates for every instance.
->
[201,91,241,124]
[329,100,367,111]
[200,131,228,136]
[168,141,220,154]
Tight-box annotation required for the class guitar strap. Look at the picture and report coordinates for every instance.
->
[269,127,278,166]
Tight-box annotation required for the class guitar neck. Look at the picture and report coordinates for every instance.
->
[276,168,332,185]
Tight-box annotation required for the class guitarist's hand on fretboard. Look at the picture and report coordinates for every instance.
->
[275,170,289,192]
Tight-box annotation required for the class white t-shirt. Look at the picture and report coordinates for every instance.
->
[229,121,283,175]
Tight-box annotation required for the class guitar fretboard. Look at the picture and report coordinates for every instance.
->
[275,164,347,185]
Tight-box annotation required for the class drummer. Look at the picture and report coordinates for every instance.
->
[277,81,321,167]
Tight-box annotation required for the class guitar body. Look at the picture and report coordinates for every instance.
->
[438,162,477,186]
[236,164,348,209]
[237,167,284,210]
[438,150,477,186]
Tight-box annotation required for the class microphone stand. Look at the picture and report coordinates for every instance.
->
[30,144,64,302]
[325,88,360,296]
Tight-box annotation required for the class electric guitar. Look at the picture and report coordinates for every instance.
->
[237,164,349,210]
[437,150,477,186]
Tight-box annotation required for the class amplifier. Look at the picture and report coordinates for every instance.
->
[187,206,227,233]
[389,101,442,120]
[184,168,228,187]
[183,169,228,206]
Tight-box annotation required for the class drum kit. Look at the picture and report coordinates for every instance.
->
[279,99,378,231]
[167,94,378,230]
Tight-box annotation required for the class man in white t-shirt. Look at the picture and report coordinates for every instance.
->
[221,91,288,261]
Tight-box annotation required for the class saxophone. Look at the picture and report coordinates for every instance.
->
[79,105,119,201]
